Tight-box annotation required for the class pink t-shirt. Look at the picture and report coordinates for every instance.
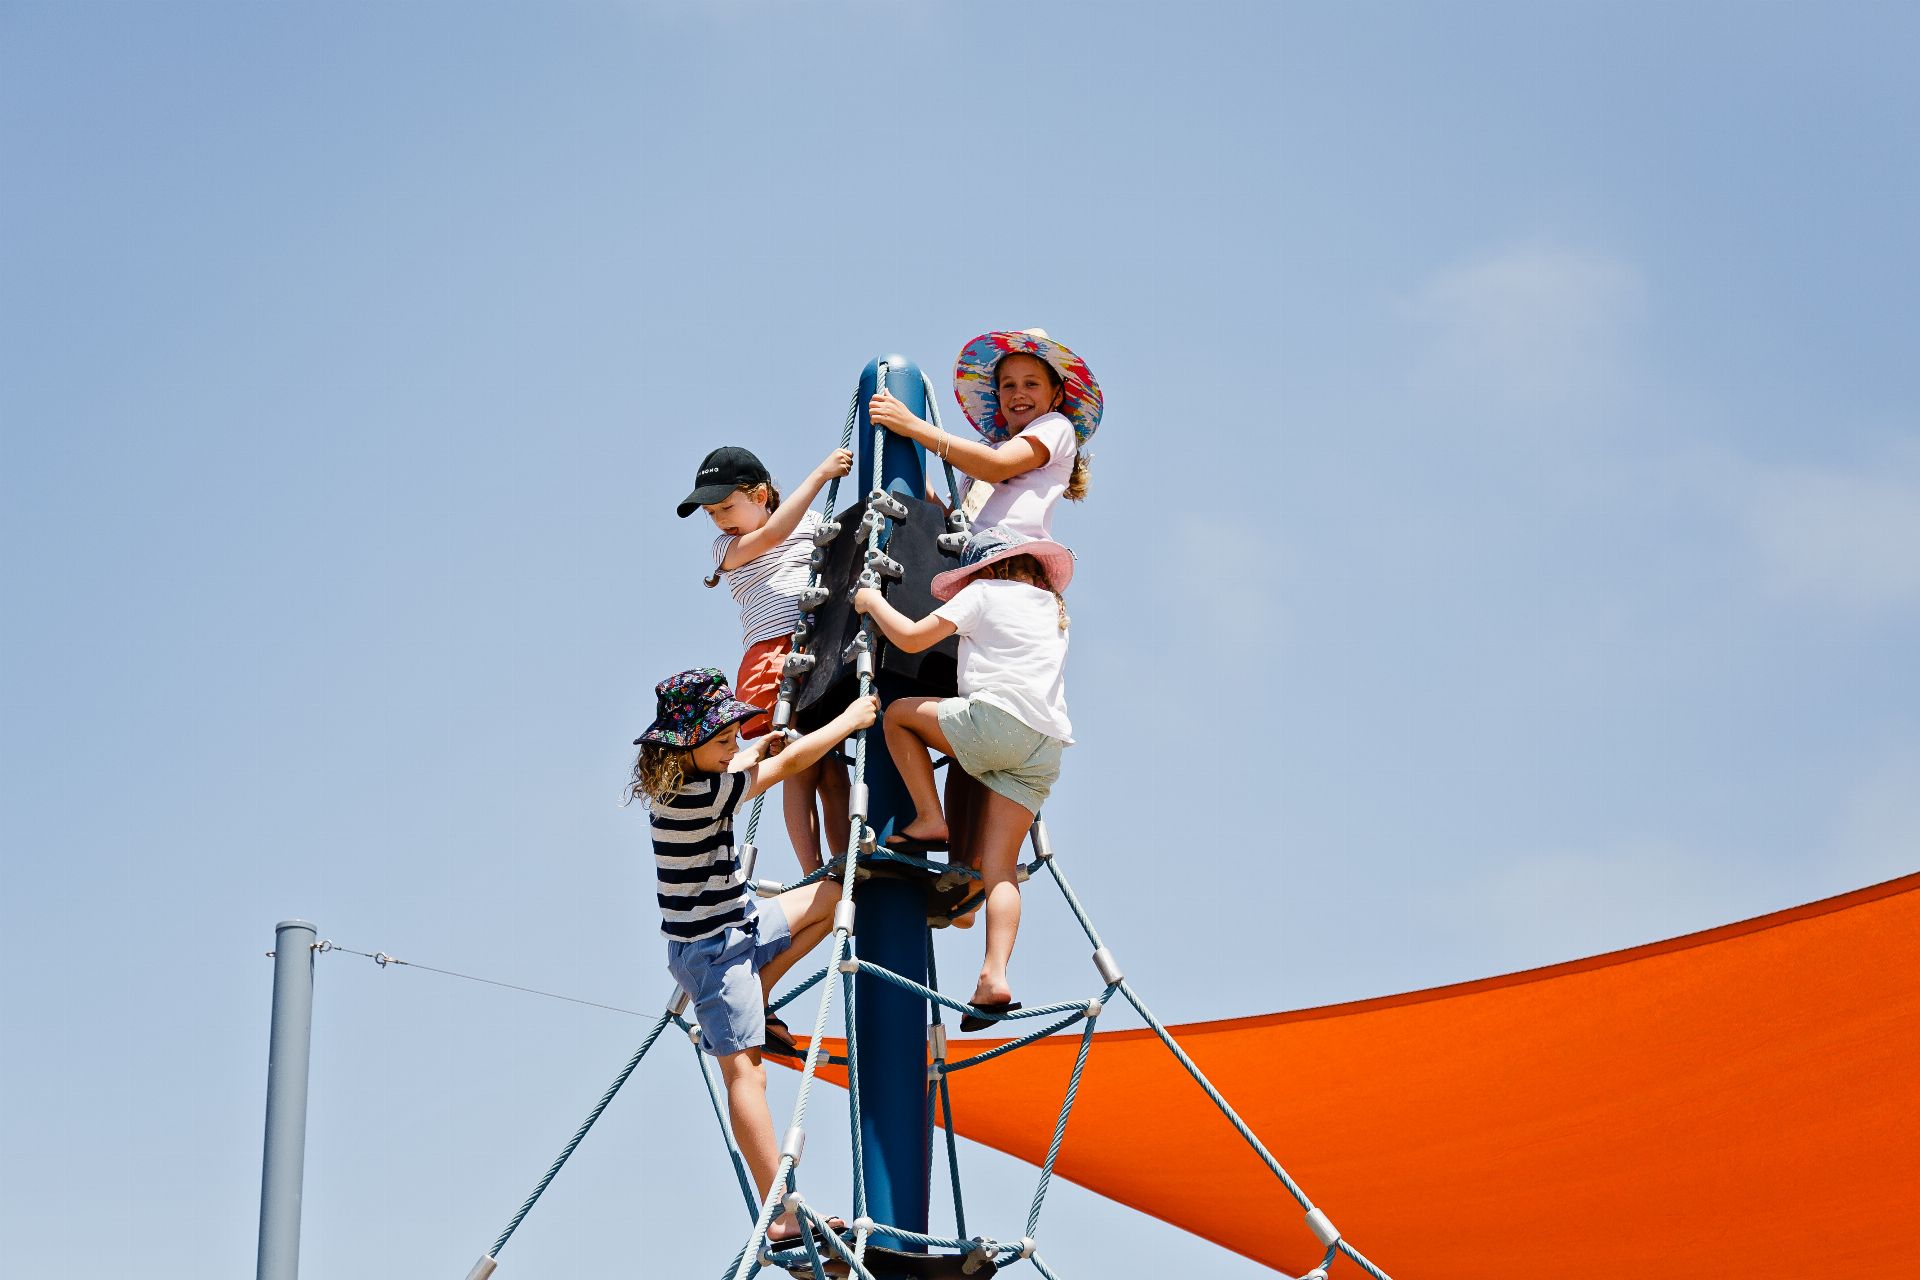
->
[967,412,1076,540]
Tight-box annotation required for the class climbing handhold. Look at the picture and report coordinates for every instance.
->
[868,489,910,521]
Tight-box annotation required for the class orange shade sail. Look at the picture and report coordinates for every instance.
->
[788,873,1920,1275]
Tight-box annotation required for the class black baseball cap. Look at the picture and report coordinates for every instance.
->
[676,446,771,518]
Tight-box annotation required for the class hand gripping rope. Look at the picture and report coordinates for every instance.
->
[416,372,1396,1280]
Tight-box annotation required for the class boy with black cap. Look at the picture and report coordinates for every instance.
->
[676,443,855,873]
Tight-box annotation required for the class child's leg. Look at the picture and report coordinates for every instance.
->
[971,789,1035,1007]
[782,760,824,875]
[816,758,850,855]
[882,697,951,842]
[717,879,849,1243]
[943,769,985,929]
[716,1048,801,1238]
[780,748,852,874]
[758,878,842,997]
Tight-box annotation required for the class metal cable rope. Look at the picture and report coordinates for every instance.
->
[724,383,894,1280]
[445,369,1399,1280]
[737,383,865,856]
[486,1007,676,1259]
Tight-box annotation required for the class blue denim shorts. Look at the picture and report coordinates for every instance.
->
[665,898,793,1057]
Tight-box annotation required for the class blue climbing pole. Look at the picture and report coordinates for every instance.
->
[852,355,934,1260]
[439,352,1401,1280]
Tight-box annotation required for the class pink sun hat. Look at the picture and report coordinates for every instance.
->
[930,525,1076,602]
[952,328,1104,446]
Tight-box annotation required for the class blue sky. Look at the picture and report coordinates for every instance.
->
[3,3,1916,1277]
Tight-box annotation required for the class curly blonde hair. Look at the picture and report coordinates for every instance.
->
[628,742,692,806]
[980,554,1069,631]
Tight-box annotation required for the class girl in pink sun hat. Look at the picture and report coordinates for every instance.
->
[853,525,1075,1030]
[868,328,1103,540]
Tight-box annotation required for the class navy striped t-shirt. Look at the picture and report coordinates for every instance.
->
[650,769,750,942]
[715,508,821,648]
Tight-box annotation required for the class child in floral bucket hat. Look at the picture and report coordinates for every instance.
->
[629,667,877,1250]
[853,526,1074,1031]
[868,328,1102,540]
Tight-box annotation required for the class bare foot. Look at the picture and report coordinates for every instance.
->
[950,908,978,930]
[971,977,1014,1007]
[768,1213,847,1248]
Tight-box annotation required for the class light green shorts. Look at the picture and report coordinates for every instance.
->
[936,696,1065,816]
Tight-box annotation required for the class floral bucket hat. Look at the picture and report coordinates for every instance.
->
[632,667,763,748]
[930,525,1076,602]
[952,328,1104,446]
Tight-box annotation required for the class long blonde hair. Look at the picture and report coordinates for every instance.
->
[981,554,1069,631]
[628,742,691,806]
[1064,453,1091,502]
[1001,355,1091,502]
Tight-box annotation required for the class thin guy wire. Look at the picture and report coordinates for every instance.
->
[316,943,652,1019]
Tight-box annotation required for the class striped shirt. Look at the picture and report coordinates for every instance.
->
[650,769,750,942]
[715,509,822,648]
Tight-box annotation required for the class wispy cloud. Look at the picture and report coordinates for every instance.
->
[1398,243,1647,405]
[1708,442,1920,609]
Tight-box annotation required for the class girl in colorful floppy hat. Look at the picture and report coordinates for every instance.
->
[676,442,855,873]
[868,328,1102,540]
[853,525,1074,1030]
[629,667,878,1250]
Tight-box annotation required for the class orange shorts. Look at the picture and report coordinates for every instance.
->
[735,635,791,739]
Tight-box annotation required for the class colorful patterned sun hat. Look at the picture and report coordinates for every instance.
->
[633,667,764,748]
[930,525,1076,602]
[952,328,1104,446]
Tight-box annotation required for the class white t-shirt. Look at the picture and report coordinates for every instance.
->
[933,578,1072,744]
[966,412,1077,540]
[713,509,821,648]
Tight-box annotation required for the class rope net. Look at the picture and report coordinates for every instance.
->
[457,372,1391,1280]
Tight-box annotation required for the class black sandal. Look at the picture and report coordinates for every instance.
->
[959,1000,1022,1033]
[884,834,950,855]
[763,1011,800,1058]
